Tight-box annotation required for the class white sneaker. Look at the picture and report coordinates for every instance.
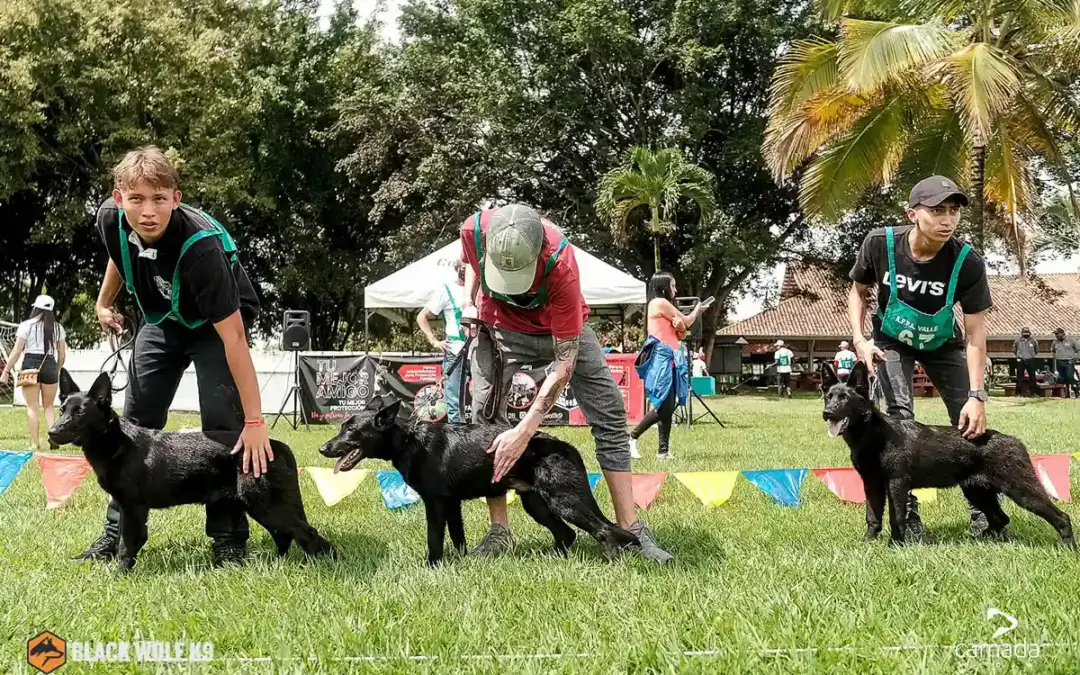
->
[629,438,641,459]
[658,451,674,460]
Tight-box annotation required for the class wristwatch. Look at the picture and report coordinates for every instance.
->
[968,389,988,402]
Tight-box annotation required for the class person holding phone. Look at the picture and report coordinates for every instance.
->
[628,272,710,460]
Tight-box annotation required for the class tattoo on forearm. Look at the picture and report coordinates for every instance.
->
[528,337,580,419]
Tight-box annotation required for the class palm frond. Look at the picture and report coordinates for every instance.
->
[898,100,969,184]
[798,95,910,220]
[984,120,1035,262]
[838,19,957,93]
[764,86,871,179]
[943,42,1022,140]
[768,39,841,119]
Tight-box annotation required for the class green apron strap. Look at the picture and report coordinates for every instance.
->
[170,229,223,326]
[117,211,165,324]
[443,283,465,340]
[473,212,494,297]
[884,226,898,301]
[944,243,972,307]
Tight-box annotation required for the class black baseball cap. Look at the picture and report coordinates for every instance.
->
[908,175,969,208]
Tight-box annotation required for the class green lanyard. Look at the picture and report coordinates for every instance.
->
[473,212,567,309]
[117,207,239,329]
[876,226,970,351]
[443,283,465,341]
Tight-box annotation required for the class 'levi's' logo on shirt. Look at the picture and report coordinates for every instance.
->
[882,272,945,297]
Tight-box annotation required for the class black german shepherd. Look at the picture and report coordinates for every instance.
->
[821,361,1074,548]
[319,397,638,565]
[49,372,335,574]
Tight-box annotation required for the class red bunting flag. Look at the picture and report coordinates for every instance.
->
[35,453,92,510]
[631,473,666,509]
[1031,454,1071,502]
[812,468,865,504]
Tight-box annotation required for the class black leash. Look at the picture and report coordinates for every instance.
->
[100,315,138,393]
[444,317,502,423]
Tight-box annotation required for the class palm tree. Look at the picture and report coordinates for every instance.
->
[764,0,1080,264]
[596,146,717,272]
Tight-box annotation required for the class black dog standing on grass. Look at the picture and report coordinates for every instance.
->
[821,361,1074,548]
[49,373,335,575]
[319,397,639,566]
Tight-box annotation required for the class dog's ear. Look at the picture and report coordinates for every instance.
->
[374,399,401,430]
[88,372,113,408]
[365,395,386,412]
[60,368,80,396]
[849,360,871,398]
[820,362,839,390]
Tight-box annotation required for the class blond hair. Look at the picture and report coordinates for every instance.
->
[113,146,180,191]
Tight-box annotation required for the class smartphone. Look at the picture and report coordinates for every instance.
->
[700,295,716,307]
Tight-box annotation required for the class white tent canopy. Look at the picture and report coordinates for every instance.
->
[364,239,646,310]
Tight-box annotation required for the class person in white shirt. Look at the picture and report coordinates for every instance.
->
[416,259,469,423]
[692,349,708,378]
[0,295,67,450]
[774,339,794,398]
[834,340,857,380]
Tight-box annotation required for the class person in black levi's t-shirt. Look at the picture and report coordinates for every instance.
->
[75,147,268,567]
[847,175,994,541]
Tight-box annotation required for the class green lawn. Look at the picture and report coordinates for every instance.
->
[3,394,1080,674]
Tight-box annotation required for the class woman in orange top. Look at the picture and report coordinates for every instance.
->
[629,272,708,459]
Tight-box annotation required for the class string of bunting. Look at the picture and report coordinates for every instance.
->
[0,450,1075,511]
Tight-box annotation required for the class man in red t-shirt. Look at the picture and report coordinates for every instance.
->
[460,203,672,563]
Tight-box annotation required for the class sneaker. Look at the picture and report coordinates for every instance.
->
[969,509,991,538]
[629,438,641,459]
[472,524,515,557]
[625,521,674,564]
[211,541,248,567]
[657,451,673,460]
[73,534,118,561]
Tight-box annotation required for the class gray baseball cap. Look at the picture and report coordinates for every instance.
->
[908,175,969,208]
[484,204,544,295]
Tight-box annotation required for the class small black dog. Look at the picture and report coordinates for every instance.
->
[821,361,1074,547]
[319,397,638,565]
[49,372,335,574]
[58,367,80,404]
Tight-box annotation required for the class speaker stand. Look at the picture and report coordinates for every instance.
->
[272,351,309,431]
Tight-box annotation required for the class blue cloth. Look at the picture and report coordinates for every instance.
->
[0,451,32,496]
[635,335,688,408]
[742,469,808,507]
[587,472,603,491]
[376,470,421,509]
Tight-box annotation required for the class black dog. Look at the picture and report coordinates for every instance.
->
[58,367,80,404]
[319,397,638,565]
[821,361,1074,548]
[49,372,335,574]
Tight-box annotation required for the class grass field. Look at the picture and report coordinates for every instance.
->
[3,394,1080,674]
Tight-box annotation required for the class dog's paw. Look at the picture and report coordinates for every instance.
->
[114,560,135,577]
[863,529,881,541]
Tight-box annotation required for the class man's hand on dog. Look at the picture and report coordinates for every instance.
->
[233,424,275,477]
[96,306,124,333]
[958,399,987,439]
[489,425,531,482]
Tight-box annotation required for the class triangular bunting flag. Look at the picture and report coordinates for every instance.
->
[376,470,421,509]
[812,468,865,504]
[1073,452,1080,462]
[35,453,92,510]
[506,490,517,505]
[588,473,603,491]
[304,468,371,507]
[631,473,666,509]
[1032,455,1071,502]
[741,469,807,507]
[0,451,33,496]
[911,488,937,503]
[674,472,740,507]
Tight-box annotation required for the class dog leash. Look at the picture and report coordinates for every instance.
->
[100,314,138,393]
[444,317,503,423]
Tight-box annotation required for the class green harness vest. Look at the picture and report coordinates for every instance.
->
[117,206,240,329]
[875,226,971,351]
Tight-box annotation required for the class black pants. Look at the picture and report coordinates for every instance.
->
[874,339,986,525]
[630,365,677,455]
[98,321,249,546]
[1016,358,1036,395]
[1057,361,1076,397]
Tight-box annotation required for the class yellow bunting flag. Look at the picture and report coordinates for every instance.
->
[1073,453,1080,462]
[304,468,371,507]
[674,472,740,507]
[911,488,937,503]
[506,490,517,505]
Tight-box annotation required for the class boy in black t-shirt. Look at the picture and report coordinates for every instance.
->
[847,175,993,539]
[75,147,272,566]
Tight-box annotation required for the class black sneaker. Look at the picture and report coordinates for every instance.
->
[969,509,991,538]
[211,542,248,567]
[73,534,118,561]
